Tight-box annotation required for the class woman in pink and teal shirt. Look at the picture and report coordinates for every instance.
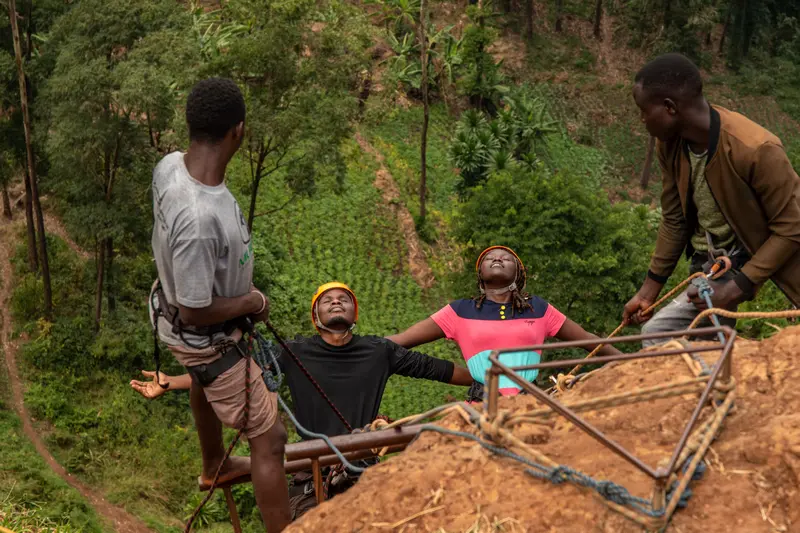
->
[389,246,621,397]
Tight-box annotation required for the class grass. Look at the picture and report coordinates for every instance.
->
[8,132,472,531]
[0,338,106,533]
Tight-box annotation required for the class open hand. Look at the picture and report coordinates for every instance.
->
[130,370,170,400]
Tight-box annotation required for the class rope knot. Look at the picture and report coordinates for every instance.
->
[595,480,632,506]
[547,466,570,484]
[555,373,574,393]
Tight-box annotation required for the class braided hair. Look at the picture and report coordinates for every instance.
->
[474,247,533,317]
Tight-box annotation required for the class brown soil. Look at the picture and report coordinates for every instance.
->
[289,329,800,532]
[43,212,91,259]
[355,132,435,290]
[0,213,152,533]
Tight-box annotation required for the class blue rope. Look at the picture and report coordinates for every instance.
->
[417,424,667,518]
[252,332,366,474]
[253,332,705,515]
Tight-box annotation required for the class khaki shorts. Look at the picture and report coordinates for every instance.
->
[170,345,278,440]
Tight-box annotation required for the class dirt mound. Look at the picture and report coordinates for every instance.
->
[289,328,800,532]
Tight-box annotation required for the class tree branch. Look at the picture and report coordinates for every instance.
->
[252,192,299,218]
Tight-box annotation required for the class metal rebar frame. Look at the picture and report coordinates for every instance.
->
[207,326,735,530]
[484,325,736,510]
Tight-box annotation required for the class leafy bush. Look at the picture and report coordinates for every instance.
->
[449,89,558,191]
[453,165,656,336]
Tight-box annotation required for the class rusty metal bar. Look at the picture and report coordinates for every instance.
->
[486,326,736,482]
[223,487,243,533]
[284,424,423,461]
[663,328,735,475]
[486,359,499,420]
[488,352,660,479]
[284,445,407,474]
[508,343,725,372]
[311,459,324,504]
[493,326,727,354]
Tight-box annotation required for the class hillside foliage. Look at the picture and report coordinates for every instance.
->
[1,0,799,530]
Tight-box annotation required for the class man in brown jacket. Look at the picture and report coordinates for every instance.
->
[623,53,800,345]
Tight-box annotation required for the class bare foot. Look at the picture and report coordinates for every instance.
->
[202,455,251,485]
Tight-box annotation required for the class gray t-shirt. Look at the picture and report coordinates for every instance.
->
[150,151,254,350]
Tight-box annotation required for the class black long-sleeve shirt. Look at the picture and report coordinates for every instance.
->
[275,335,454,437]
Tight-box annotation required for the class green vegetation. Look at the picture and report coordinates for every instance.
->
[0,338,105,532]
[1,0,799,530]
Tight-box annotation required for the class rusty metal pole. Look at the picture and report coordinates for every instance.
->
[223,487,243,533]
[486,357,499,421]
[651,469,668,511]
[311,459,324,504]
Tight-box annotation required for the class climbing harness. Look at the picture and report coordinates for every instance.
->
[149,280,254,389]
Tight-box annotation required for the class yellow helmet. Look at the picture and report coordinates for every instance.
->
[310,282,358,331]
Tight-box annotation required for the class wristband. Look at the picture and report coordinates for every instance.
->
[252,290,267,314]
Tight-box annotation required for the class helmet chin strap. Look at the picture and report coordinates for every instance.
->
[314,303,355,336]
[480,282,517,296]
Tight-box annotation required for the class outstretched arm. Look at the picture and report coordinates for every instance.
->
[388,340,472,386]
[130,371,191,399]
[387,317,446,349]
[555,319,622,357]
[449,365,474,386]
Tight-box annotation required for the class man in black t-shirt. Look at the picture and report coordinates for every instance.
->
[132,281,473,518]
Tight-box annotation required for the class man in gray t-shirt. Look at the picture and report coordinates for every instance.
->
[149,78,290,532]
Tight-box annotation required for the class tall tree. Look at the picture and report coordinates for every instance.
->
[40,0,196,329]
[524,0,534,41]
[663,0,673,28]
[418,0,429,227]
[593,0,602,39]
[1,5,36,268]
[639,136,656,189]
[214,0,369,233]
[9,0,51,316]
[0,155,11,220]
[555,0,564,32]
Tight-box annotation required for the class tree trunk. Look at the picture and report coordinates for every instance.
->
[719,2,732,54]
[593,0,602,39]
[524,0,534,41]
[10,0,37,271]
[640,136,656,189]
[419,0,429,227]
[2,183,11,220]
[10,0,51,318]
[95,239,106,331]
[247,174,261,234]
[663,0,672,28]
[23,167,37,270]
[555,0,563,32]
[106,237,115,313]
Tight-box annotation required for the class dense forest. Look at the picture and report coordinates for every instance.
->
[1,0,799,531]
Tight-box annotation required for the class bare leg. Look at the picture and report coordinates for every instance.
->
[190,380,250,480]
[249,419,291,532]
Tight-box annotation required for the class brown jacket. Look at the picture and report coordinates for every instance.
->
[649,105,800,307]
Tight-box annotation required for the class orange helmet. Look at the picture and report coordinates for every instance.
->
[475,246,525,272]
[310,282,358,332]
[475,245,527,292]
